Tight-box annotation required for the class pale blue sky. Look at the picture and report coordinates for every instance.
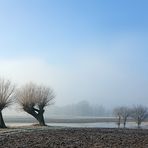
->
[0,0,148,110]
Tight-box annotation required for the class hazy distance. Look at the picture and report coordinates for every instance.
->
[0,0,148,117]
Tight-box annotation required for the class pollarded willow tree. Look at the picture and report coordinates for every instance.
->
[120,107,130,128]
[130,105,148,128]
[16,83,55,126]
[113,106,131,128]
[0,78,15,128]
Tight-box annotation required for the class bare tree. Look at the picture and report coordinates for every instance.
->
[130,105,148,128]
[0,78,15,128]
[16,83,55,126]
[120,107,131,128]
[113,107,122,128]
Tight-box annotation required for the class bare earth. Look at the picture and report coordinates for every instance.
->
[0,126,148,148]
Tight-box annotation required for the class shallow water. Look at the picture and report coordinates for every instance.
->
[6,122,148,129]
[47,122,148,129]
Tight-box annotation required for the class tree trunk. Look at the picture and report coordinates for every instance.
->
[0,111,6,128]
[37,112,46,126]
[123,118,127,128]
[117,116,121,128]
[137,118,141,129]
[26,108,46,126]
[138,121,141,129]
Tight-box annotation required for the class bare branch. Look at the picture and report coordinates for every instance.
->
[36,86,55,109]
[130,105,148,128]
[0,78,15,110]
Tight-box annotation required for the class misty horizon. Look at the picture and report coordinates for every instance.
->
[0,0,148,117]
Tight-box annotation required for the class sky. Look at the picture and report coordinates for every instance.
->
[0,0,148,115]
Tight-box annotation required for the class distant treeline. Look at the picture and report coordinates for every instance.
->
[47,101,148,128]
[48,101,112,117]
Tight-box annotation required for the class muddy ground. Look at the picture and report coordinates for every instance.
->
[0,126,148,148]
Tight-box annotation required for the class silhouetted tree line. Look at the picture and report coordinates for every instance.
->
[0,78,55,128]
[113,105,148,128]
